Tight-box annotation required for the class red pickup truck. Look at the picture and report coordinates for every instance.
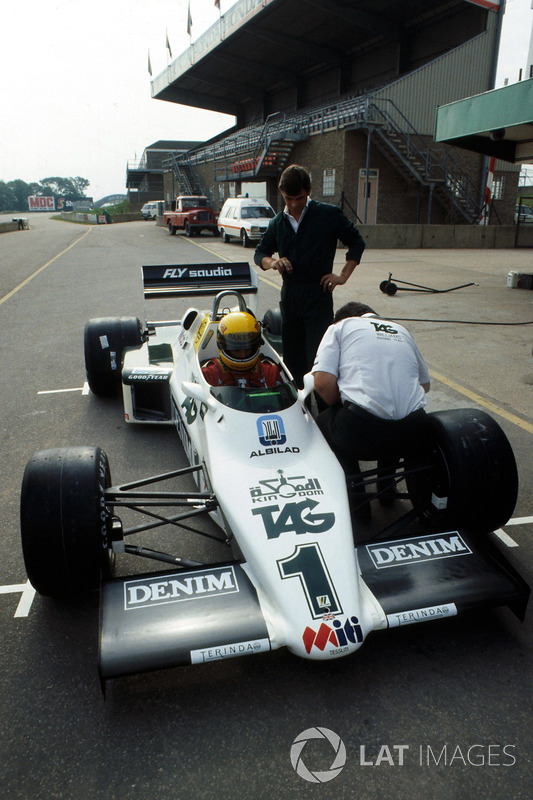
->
[164,196,219,237]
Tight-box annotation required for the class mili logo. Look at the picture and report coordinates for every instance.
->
[303,616,363,654]
[123,566,239,610]
[366,533,472,569]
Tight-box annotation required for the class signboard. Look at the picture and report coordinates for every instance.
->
[28,196,55,211]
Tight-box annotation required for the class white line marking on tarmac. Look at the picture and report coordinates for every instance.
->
[504,516,533,526]
[0,582,36,617]
[493,529,519,548]
[0,228,91,306]
[38,386,86,395]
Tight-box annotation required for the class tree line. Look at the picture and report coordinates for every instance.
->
[0,176,90,212]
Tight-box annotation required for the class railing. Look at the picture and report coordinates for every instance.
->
[361,99,483,219]
[165,93,483,220]
[162,153,209,196]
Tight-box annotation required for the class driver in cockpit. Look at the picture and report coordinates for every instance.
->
[202,311,282,389]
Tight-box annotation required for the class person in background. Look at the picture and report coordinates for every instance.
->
[312,301,430,516]
[254,165,365,395]
[202,311,282,388]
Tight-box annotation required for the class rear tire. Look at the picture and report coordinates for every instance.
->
[222,229,230,243]
[84,316,143,397]
[406,408,518,533]
[20,447,115,598]
[262,308,283,354]
[168,221,176,235]
[263,307,282,336]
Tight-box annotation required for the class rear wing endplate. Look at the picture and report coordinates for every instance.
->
[142,262,258,300]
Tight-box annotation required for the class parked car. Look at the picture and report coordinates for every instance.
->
[164,196,219,236]
[514,204,533,224]
[218,196,275,246]
[141,201,163,220]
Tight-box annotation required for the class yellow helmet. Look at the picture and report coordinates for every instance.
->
[217,311,262,371]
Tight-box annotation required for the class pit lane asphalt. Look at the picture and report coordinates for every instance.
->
[1,214,532,800]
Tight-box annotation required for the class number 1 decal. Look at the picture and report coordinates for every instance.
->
[277,543,342,619]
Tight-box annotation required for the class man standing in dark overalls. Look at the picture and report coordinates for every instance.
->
[254,165,365,392]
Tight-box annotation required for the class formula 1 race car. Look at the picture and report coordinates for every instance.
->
[20,263,529,683]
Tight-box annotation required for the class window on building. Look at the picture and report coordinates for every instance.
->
[323,169,335,196]
[492,176,505,200]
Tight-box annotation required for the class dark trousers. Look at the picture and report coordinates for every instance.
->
[317,402,428,479]
[280,283,333,389]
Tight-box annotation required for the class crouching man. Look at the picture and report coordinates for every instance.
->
[312,301,430,515]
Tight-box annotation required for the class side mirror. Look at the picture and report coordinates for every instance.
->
[298,372,315,403]
[181,381,217,412]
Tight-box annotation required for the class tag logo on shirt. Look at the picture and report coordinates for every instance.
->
[370,322,398,335]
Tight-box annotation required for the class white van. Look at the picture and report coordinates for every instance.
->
[218,196,275,246]
[141,201,163,220]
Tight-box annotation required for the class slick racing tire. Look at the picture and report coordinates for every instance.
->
[262,307,283,354]
[263,308,282,336]
[405,408,518,533]
[20,447,115,598]
[84,316,143,397]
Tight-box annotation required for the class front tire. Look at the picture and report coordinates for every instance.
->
[84,316,143,397]
[241,229,251,247]
[185,221,193,237]
[406,408,518,533]
[20,447,115,598]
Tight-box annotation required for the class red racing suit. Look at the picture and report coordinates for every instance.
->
[202,357,282,388]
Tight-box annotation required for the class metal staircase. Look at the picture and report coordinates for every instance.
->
[167,94,483,222]
[352,99,483,223]
[162,154,208,196]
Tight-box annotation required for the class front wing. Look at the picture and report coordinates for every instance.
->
[98,530,529,681]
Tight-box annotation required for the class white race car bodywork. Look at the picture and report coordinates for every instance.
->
[93,262,528,680]
[120,277,386,662]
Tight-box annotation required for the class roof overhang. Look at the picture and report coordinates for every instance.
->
[435,79,533,163]
[151,0,489,118]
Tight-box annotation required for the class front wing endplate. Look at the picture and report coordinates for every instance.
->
[99,561,269,680]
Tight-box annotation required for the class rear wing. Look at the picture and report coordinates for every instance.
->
[142,262,258,301]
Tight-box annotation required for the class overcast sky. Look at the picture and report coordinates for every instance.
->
[0,0,531,202]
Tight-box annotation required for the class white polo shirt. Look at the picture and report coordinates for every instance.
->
[313,315,430,420]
